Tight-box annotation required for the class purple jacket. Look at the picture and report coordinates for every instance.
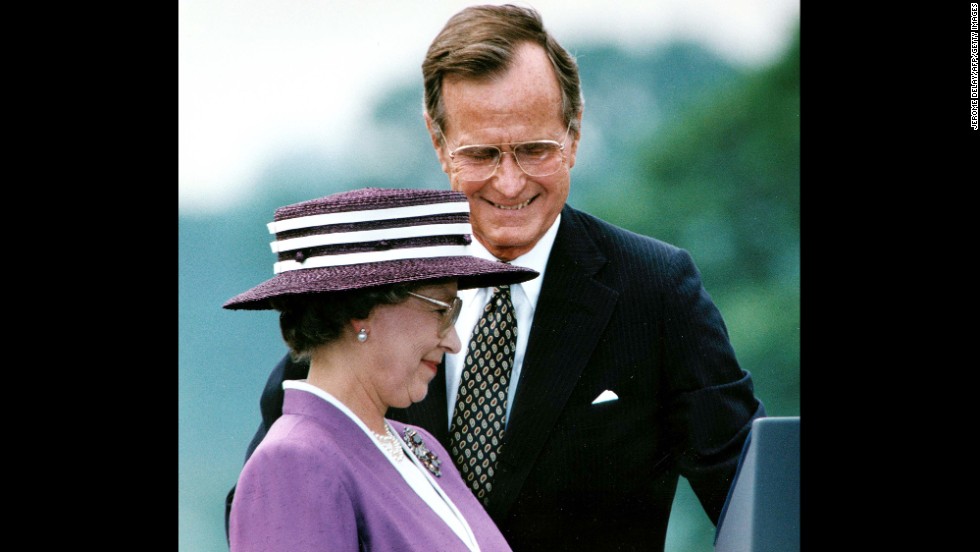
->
[229,388,512,551]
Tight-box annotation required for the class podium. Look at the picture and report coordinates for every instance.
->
[714,416,800,552]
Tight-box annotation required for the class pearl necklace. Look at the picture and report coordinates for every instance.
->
[372,424,406,462]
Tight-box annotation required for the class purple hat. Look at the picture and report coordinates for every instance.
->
[223,188,538,310]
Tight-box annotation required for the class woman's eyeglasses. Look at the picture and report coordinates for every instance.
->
[407,291,463,336]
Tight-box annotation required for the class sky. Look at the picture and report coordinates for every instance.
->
[178,0,800,214]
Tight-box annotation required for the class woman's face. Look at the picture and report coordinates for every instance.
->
[364,281,462,409]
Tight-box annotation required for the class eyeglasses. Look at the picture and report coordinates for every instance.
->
[445,123,572,182]
[407,291,463,336]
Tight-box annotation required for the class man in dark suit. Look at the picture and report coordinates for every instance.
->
[227,4,765,551]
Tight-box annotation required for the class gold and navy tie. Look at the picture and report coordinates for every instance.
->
[449,284,517,504]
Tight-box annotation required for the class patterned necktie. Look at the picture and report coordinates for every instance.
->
[449,284,517,504]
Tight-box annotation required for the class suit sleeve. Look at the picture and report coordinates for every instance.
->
[660,247,766,523]
[229,438,358,552]
[225,353,311,541]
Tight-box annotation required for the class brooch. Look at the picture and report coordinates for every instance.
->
[401,427,442,477]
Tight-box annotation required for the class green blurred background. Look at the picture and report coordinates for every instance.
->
[178,20,799,552]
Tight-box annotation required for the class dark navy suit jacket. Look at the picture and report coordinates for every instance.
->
[227,204,765,551]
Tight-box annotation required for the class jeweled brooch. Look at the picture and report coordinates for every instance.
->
[401,427,442,477]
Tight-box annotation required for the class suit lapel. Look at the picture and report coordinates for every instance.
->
[485,206,619,520]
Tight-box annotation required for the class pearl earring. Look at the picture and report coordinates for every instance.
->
[357,328,368,342]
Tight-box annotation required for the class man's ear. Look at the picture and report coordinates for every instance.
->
[424,113,452,176]
[566,110,583,171]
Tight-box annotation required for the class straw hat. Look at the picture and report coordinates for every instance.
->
[223,187,538,310]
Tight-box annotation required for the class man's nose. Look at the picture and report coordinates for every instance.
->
[492,151,526,197]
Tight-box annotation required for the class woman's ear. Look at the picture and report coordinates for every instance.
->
[350,319,370,343]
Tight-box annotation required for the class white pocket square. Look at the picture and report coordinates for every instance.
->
[591,390,619,404]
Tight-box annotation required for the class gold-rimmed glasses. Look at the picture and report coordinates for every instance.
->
[445,123,572,182]
[407,291,463,336]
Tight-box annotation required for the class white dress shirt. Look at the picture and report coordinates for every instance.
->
[444,213,561,429]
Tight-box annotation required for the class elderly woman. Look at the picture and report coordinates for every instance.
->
[224,188,536,552]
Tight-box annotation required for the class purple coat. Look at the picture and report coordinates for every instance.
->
[229,388,512,551]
